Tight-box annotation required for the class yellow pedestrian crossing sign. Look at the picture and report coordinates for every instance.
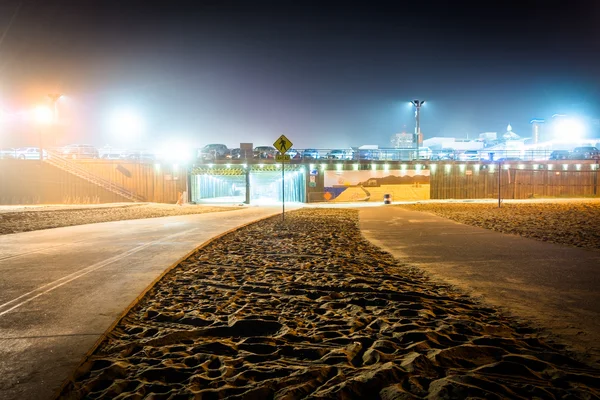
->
[273,134,293,154]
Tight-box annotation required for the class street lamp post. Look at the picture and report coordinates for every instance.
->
[48,93,63,123]
[34,106,53,162]
[47,93,63,150]
[410,100,425,160]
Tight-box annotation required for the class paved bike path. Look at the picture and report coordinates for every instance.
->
[359,206,600,366]
[0,206,282,400]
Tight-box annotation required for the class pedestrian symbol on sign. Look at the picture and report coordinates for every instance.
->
[273,134,293,154]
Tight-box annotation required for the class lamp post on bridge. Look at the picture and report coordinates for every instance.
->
[48,93,64,151]
[48,93,63,123]
[34,106,53,162]
[410,99,425,160]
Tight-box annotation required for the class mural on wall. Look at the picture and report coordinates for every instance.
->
[324,169,430,202]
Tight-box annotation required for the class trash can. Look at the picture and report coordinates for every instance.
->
[383,194,392,204]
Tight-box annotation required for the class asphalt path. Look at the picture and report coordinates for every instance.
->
[359,206,600,366]
[0,206,282,400]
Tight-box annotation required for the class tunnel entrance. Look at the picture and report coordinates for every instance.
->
[190,165,306,204]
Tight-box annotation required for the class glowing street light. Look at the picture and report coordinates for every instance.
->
[553,117,586,140]
[158,139,193,163]
[109,109,144,139]
[108,109,145,157]
[34,105,53,124]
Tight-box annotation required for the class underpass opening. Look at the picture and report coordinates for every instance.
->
[190,165,306,204]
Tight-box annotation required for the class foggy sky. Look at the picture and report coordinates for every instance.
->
[1,0,599,149]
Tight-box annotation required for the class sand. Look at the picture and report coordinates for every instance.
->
[397,200,600,251]
[0,203,242,235]
[56,208,600,399]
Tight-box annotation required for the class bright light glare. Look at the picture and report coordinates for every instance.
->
[553,118,586,139]
[158,140,193,163]
[34,106,53,124]
[109,109,144,137]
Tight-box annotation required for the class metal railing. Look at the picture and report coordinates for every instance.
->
[205,148,592,162]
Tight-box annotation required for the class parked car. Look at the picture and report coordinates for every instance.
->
[229,148,241,159]
[495,157,522,162]
[548,150,570,160]
[431,148,456,160]
[458,150,483,161]
[287,148,302,159]
[100,152,125,160]
[199,144,229,160]
[0,148,17,159]
[253,146,277,159]
[61,144,99,159]
[415,147,432,160]
[352,149,375,160]
[302,148,320,159]
[326,149,353,160]
[569,146,600,160]
[15,147,47,160]
[229,147,253,159]
[125,151,156,162]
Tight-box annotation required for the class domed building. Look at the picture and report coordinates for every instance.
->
[502,123,521,141]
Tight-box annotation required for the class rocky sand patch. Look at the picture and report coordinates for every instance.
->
[58,209,600,399]
[0,204,241,235]
[397,200,600,251]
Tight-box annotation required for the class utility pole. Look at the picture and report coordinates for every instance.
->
[48,93,62,122]
[48,93,63,149]
[410,100,425,160]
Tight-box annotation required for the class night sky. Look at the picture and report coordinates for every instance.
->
[0,0,599,150]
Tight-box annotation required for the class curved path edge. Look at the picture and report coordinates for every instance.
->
[358,206,600,367]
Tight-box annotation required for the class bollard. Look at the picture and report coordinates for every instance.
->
[383,193,392,204]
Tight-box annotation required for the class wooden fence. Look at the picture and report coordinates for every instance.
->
[0,159,187,205]
[430,162,600,199]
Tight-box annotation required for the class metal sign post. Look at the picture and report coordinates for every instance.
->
[240,143,253,204]
[282,158,285,221]
[273,134,293,222]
